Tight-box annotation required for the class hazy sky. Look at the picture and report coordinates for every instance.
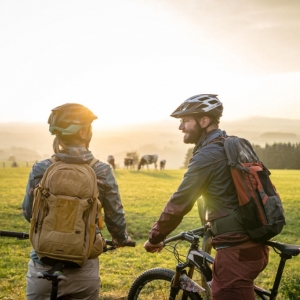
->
[1,0,300,129]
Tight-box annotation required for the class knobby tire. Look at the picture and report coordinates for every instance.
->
[127,268,202,300]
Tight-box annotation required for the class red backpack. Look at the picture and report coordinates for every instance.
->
[224,136,286,242]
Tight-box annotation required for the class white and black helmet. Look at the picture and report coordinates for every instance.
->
[170,94,223,120]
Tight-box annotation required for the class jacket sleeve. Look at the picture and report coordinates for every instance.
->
[22,160,51,222]
[148,151,213,244]
[93,162,128,243]
[22,170,36,222]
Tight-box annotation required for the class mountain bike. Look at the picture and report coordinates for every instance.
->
[0,230,135,300]
[127,225,300,300]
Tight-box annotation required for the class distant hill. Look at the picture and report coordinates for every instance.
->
[220,117,300,143]
[259,132,298,143]
[0,117,299,169]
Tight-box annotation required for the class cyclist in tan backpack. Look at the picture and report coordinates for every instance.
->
[22,103,132,300]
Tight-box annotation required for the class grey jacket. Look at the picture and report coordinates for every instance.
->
[22,146,128,261]
[149,129,239,244]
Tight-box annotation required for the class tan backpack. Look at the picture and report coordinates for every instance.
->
[29,157,104,267]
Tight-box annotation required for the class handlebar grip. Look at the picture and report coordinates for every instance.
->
[105,240,136,247]
[126,241,136,247]
[0,231,29,239]
[105,240,115,246]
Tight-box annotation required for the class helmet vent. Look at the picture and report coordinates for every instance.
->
[170,94,223,118]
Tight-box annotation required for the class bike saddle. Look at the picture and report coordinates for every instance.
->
[37,261,67,281]
[266,241,300,256]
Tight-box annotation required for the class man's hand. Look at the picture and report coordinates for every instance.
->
[144,240,164,253]
[113,236,132,248]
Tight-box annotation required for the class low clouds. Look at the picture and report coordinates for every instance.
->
[153,0,300,73]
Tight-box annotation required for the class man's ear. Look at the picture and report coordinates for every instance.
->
[198,116,211,128]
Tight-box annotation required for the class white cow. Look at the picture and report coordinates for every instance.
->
[138,154,158,171]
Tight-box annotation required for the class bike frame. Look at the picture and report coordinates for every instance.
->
[166,227,213,299]
[253,240,299,300]
[163,227,300,300]
[170,247,214,299]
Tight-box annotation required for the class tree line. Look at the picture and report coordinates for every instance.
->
[182,142,300,169]
[253,143,300,169]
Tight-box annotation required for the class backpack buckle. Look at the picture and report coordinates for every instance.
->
[41,188,50,198]
[87,198,94,205]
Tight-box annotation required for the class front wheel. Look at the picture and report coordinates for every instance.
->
[127,268,202,300]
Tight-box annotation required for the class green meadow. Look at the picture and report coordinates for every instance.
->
[0,168,300,299]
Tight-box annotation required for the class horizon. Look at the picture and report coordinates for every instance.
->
[1,115,300,132]
[1,117,299,169]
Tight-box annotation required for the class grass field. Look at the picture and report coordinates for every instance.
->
[0,168,300,299]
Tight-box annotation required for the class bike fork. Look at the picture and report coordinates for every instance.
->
[169,263,201,300]
[169,263,187,300]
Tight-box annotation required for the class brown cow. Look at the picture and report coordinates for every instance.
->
[107,155,116,170]
[124,157,134,169]
[159,159,166,170]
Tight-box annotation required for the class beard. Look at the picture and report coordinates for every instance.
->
[183,126,203,144]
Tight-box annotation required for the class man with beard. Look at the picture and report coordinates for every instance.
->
[143,94,269,300]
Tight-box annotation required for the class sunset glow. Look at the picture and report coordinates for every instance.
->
[0,0,300,130]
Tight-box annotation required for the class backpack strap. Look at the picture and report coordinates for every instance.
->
[88,158,103,230]
[209,213,247,237]
[89,158,98,168]
[49,157,98,166]
[49,157,57,164]
[205,136,226,147]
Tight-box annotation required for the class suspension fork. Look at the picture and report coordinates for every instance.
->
[169,236,206,299]
[169,262,202,300]
[181,265,196,300]
[169,262,191,300]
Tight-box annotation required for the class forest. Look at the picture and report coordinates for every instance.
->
[253,143,300,169]
[183,142,300,169]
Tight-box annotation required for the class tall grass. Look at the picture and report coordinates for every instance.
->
[0,168,299,299]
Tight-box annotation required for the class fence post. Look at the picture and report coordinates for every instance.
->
[3,162,5,168]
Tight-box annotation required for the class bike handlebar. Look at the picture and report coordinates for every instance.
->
[163,225,208,245]
[0,230,29,239]
[0,231,136,249]
[105,240,136,247]
[103,239,136,252]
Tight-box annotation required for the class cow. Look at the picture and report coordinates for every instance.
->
[159,159,166,170]
[137,154,158,171]
[107,155,116,170]
[124,157,134,169]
